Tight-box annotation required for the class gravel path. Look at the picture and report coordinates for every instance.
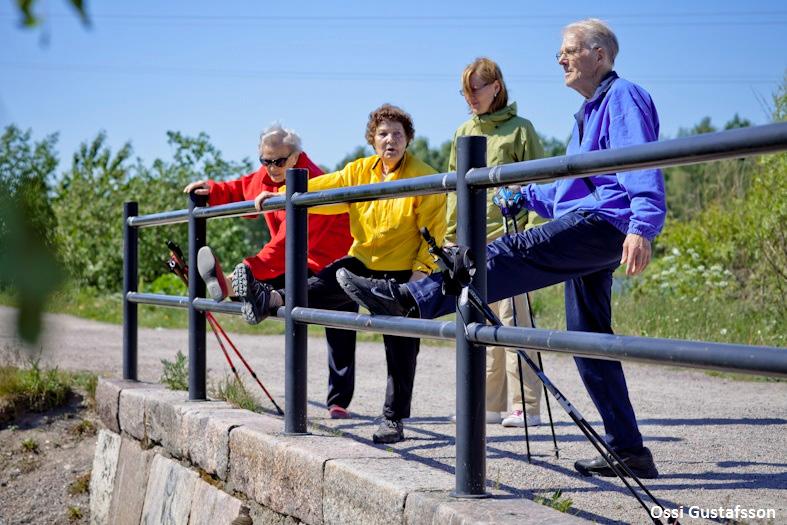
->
[1,305,785,524]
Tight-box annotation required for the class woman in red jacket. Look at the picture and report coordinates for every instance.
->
[184,123,356,419]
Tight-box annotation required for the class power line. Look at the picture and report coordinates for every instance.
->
[0,61,780,85]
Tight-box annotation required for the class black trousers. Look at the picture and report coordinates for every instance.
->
[264,273,358,410]
[282,256,420,420]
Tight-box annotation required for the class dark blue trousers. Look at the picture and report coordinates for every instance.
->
[407,211,644,451]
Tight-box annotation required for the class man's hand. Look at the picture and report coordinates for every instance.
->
[254,191,278,211]
[620,234,651,276]
[183,180,210,196]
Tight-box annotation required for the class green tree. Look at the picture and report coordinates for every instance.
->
[53,131,261,292]
[408,137,451,172]
[333,146,371,171]
[0,125,64,341]
[538,134,569,158]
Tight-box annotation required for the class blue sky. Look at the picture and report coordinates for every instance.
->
[2,0,785,172]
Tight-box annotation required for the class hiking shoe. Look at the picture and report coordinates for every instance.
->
[372,418,404,444]
[328,405,351,419]
[501,410,541,428]
[237,275,274,325]
[336,269,414,317]
[197,246,229,302]
[574,447,659,479]
[231,263,254,301]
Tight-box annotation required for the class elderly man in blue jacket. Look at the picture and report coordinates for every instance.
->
[338,18,665,479]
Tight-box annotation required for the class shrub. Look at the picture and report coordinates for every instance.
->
[160,351,188,391]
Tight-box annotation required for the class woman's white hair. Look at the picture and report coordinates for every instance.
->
[563,18,619,66]
[258,122,302,156]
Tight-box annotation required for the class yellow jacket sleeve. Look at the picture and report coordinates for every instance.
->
[412,192,447,273]
[279,166,352,215]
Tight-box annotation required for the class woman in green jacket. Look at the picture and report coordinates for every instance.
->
[447,57,545,428]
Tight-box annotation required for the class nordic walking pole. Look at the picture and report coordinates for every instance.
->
[421,228,678,525]
[508,214,559,459]
[502,215,533,462]
[166,241,284,415]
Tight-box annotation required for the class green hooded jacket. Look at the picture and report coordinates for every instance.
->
[446,102,545,243]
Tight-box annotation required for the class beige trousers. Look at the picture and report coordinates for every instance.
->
[486,294,542,414]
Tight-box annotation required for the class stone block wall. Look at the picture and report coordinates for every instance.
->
[91,378,589,525]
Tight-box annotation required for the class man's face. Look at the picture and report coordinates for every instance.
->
[558,31,602,97]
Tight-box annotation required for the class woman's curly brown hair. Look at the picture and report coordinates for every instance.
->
[365,104,415,146]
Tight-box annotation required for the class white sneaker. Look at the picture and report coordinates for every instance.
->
[501,410,541,427]
[449,411,503,424]
[486,411,502,424]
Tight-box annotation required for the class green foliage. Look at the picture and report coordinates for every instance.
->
[534,490,573,513]
[146,273,187,296]
[211,375,258,411]
[51,130,263,293]
[538,133,569,158]
[0,360,72,412]
[160,351,188,391]
[333,145,371,171]
[665,114,754,221]
[68,472,91,495]
[21,437,39,453]
[0,126,64,342]
[67,506,84,521]
[70,418,96,436]
[14,0,89,28]
[408,137,452,172]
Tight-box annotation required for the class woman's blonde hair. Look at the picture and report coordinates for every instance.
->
[461,57,509,114]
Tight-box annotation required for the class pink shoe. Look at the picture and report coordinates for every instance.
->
[328,405,351,419]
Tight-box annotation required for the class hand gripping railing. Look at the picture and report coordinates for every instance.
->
[123,121,787,499]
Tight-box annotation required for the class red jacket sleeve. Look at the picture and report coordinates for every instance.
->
[244,210,287,280]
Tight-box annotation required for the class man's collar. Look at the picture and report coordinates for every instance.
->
[586,70,618,104]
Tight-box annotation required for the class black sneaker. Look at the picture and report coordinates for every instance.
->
[372,418,404,444]
[574,447,659,479]
[336,269,414,317]
[232,264,274,325]
[197,246,229,302]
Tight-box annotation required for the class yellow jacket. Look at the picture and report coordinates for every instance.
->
[304,152,446,273]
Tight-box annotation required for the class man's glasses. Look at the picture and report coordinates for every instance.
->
[259,155,290,167]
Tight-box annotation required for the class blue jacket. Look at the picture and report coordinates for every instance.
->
[522,71,667,240]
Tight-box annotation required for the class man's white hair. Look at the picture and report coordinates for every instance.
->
[259,122,302,156]
[563,18,619,66]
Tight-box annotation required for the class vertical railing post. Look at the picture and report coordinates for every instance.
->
[123,201,138,381]
[188,192,208,400]
[284,167,309,434]
[453,135,488,497]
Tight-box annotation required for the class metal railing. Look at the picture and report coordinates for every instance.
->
[122,121,787,497]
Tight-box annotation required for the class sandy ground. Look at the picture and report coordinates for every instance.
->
[1,305,785,524]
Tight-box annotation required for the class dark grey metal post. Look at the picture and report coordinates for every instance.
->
[123,201,139,381]
[453,135,488,497]
[285,168,309,434]
[188,192,208,400]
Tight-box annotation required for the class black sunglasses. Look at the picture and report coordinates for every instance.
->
[259,155,290,167]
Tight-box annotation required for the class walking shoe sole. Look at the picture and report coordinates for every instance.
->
[197,247,228,302]
[232,263,252,301]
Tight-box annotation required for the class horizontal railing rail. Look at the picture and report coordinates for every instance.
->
[122,121,787,499]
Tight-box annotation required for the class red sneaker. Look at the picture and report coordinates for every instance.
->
[328,405,351,419]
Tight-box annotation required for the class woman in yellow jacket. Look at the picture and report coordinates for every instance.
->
[251,104,446,444]
[447,57,545,428]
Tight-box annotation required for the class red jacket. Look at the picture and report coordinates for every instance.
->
[207,152,352,281]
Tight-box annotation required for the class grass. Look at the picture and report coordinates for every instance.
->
[534,489,573,513]
[160,351,188,391]
[0,360,100,421]
[66,506,83,521]
[20,437,39,453]
[211,375,258,411]
[70,419,96,436]
[68,472,91,495]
